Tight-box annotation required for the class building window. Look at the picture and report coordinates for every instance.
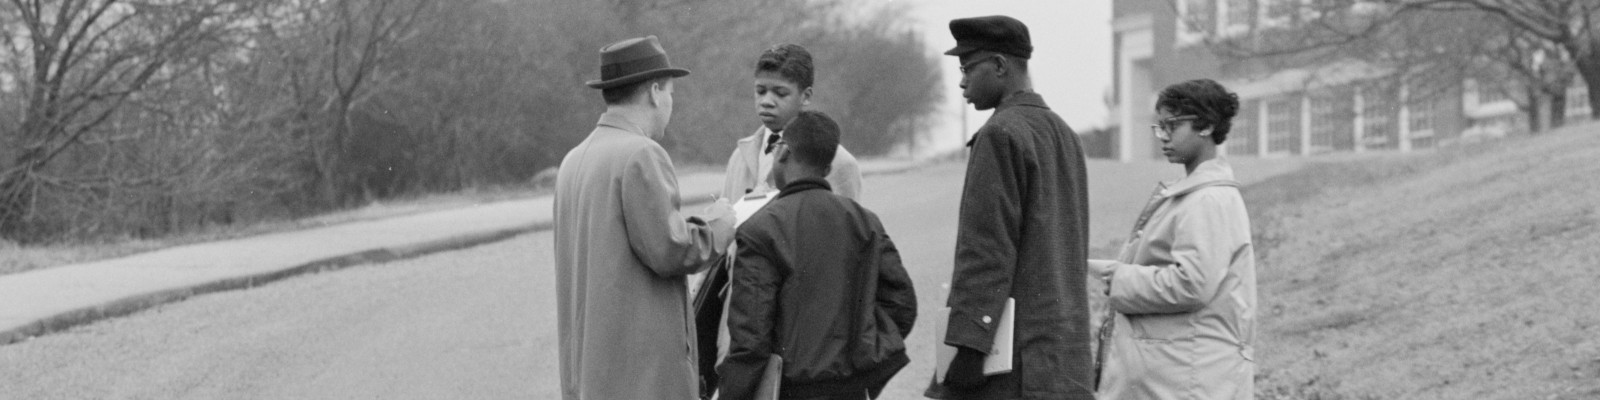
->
[1220,0,1251,36]
[1476,80,1511,105]
[1228,99,1257,156]
[1309,88,1354,152]
[1260,0,1296,29]
[1302,0,1334,20]
[1567,82,1590,119]
[1361,83,1397,149]
[1177,0,1212,46]
[1407,97,1434,138]
[1266,96,1299,154]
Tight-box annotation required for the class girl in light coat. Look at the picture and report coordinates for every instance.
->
[1091,79,1257,400]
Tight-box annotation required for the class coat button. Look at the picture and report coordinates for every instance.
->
[982,315,992,324]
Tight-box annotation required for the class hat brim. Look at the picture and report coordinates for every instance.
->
[586,68,691,89]
[943,45,979,57]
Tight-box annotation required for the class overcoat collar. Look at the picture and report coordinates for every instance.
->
[966,91,1049,147]
[596,110,648,137]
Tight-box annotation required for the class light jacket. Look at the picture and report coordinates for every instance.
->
[1096,158,1257,400]
[553,111,734,400]
[721,126,861,201]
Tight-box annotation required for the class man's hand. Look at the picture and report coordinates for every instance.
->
[701,199,736,249]
[1087,259,1117,280]
[943,345,988,389]
[1088,259,1117,295]
[703,198,735,222]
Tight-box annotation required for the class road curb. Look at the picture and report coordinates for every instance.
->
[0,160,936,346]
[0,224,549,346]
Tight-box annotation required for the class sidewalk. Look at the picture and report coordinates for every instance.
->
[0,158,930,346]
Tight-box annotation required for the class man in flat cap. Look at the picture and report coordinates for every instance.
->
[925,15,1096,400]
[554,35,736,400]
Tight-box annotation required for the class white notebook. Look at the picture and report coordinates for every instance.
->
[933,297,1015,382]
[732,191,774,227]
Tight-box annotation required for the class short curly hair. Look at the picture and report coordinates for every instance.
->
[782,111,840,168]
[755,44,814,89]
[1155,79,1240,144]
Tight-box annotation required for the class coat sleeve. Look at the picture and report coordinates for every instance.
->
[828,145,864,201]
[944,125,1025,353]
[621,145,733,278]
[717,228,785,400]
[870,213,917,338]
[1107,189,1245,314]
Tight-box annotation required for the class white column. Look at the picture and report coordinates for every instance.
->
[1300,94,1313,156]
[1257,100,1271,156]
[1352,87,1366,153]
[1114,17,1153,163]
[1397,85,1412,152]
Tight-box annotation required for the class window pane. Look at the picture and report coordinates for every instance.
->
[1267,96,1299,153]
[1362,83,1397,149]
[1310,87,1354,152]
[1228,99,1257,156]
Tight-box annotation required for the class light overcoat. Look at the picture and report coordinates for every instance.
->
[554,111,732,400]
[1097,158,1257,400]
[721,126,861,201]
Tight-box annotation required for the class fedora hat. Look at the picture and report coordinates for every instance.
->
[586,35,691,89]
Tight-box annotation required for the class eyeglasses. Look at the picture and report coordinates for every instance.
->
[959,56,997,74]
[1150,115,1199,141]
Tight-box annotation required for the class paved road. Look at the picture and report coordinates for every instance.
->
[0,158,1299,399]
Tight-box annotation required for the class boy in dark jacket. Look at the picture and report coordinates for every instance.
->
[717,111,917,400]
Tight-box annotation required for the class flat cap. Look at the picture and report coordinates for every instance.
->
[944,15,1032,59]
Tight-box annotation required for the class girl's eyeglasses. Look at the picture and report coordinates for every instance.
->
[1150,115,1199,141]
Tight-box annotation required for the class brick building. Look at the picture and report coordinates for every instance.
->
[1109,0,1591,162]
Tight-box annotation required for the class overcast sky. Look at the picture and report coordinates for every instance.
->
[889,0,1113,155]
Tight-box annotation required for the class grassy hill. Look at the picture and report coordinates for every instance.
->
[1246,124,1600,399]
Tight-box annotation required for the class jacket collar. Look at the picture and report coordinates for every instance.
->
[1160,158,1239,199]
[735,126,773,173]
[775,177,831,200]
[737,126,773,146]
[996,90,1048,113]
[596,110,647,137]
[966,91,1049,147]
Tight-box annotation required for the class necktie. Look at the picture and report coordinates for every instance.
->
[763,132,780,154]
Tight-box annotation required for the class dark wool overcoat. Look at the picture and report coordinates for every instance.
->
[927,92,1096,400]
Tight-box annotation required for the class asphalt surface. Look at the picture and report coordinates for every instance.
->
[0,158,1302,399]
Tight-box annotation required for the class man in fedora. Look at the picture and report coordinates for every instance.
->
[554,35,737,400]
[925,16,1096,399]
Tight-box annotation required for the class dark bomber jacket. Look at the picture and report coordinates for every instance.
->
[717,178,917,400]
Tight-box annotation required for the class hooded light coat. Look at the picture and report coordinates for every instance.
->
[721,126,861,201]
[553,111,733,400]
[1096,158,1257,400]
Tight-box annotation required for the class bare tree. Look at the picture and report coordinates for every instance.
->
[1210,0,1598,131]
[0,0,256,241]
[303,0,430,206]
[1400,1,1600,120]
